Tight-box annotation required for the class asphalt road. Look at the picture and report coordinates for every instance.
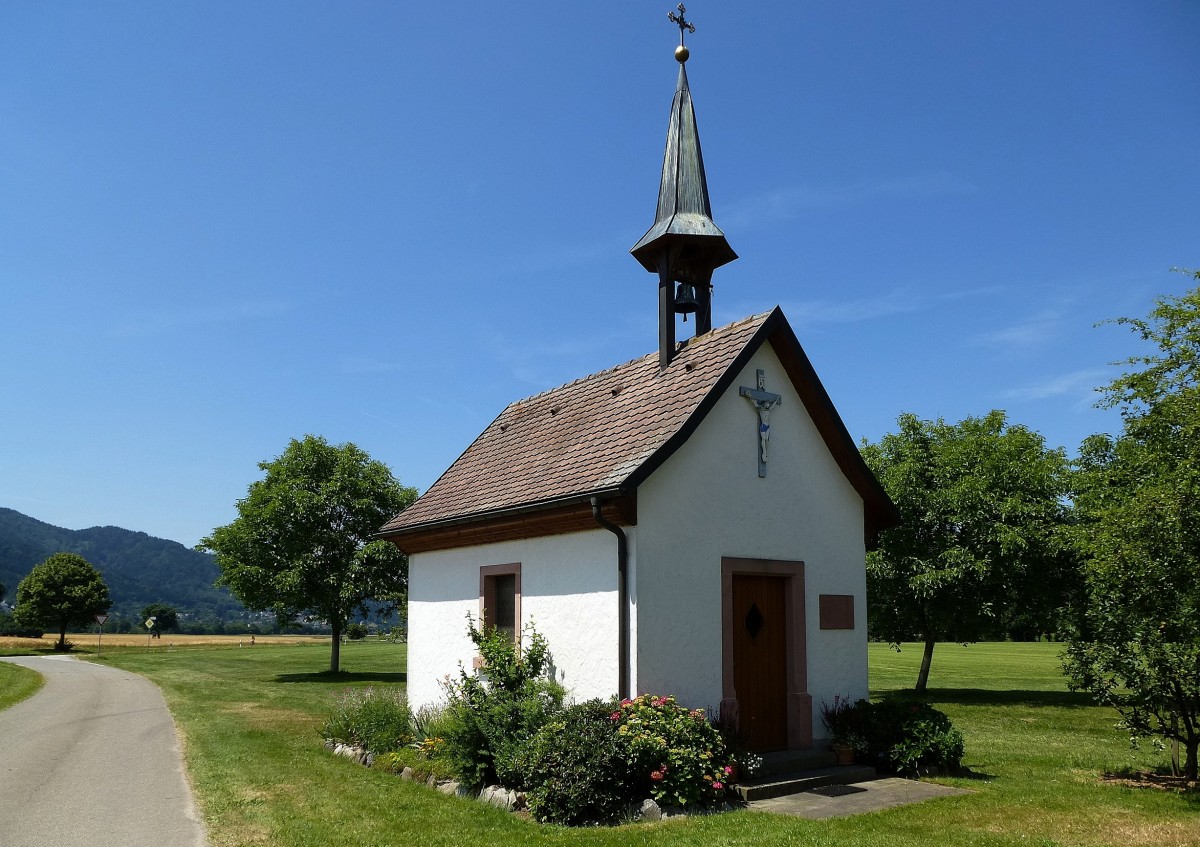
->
[0,655,207,847]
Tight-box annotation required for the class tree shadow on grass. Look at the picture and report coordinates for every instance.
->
[870,688,1096,709]
[274,671,407,685]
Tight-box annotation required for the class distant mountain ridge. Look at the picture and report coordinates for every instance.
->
[0,507,244,620]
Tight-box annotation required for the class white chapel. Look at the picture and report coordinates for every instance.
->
[380,20,896,753]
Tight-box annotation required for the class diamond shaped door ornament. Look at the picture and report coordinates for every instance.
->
[744,602,764,640]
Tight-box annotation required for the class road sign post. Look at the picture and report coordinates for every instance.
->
[95,614,108,656]
[145,616,156,651]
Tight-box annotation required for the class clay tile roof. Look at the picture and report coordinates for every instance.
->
[379,311,773,535]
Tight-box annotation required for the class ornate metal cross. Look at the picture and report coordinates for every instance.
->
[739,369,782,478]
[668,4,695,45]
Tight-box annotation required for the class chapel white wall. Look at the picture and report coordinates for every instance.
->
[634,343,868,741]
[406,528,628,710]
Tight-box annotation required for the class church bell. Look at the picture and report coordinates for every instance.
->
[673,282,699,319]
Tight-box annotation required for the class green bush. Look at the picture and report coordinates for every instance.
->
[614,694,735,808]
[438,616,564,790]
[522,700,632,825]
[864,700,964,772]
[825,697,964,775]
[322,687,413,754]
[344,622,369,640]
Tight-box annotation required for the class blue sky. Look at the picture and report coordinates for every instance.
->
[3,2,1197,547]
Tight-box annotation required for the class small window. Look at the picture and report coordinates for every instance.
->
[480,563,521,642]
[490,574,516,638]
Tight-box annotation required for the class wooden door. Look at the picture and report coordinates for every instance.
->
[732,574,788,751]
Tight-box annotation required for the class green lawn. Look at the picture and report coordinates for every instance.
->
[0,661,43,711]
[87,641,1197,847]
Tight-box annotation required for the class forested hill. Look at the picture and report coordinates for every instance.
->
[0,507,244,621]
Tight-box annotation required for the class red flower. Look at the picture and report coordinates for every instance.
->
[712,781,724,790]
[610,711,621,721]
[650,770,665,781]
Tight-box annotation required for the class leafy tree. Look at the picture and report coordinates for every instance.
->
[861,411,1074,691]
[1063,273,1200,780]
[140,603,179,637]
[198,435,416,672]
[14,552,112,650]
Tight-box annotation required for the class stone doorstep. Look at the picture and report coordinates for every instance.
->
[754,749,839,778]
[735,764,878,802]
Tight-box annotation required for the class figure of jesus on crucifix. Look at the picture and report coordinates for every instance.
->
[740,369,782,477]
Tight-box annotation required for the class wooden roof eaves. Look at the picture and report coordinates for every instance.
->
[375,485,629,542]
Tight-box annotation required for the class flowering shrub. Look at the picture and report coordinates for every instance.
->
[520,694,737,824]
[614,694,735,808]
[321,687,413,754]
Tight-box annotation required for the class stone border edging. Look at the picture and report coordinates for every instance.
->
[322,739,733,822]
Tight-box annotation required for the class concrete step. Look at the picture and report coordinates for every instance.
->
[755,749,838,778]
[735,764,877,801]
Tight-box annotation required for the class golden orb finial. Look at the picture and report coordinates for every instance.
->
[675,44,690,63]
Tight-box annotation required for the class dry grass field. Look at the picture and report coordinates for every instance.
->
[0,632,331,651]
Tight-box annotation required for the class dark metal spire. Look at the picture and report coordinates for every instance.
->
[632,5,737,368]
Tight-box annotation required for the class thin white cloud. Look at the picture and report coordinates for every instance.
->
[109,300,294,338]
[754,285,1006,330]
[974,310,1065,350]
[1001,369,1108,405]
[483,322,644,390]
[722,171,976,231]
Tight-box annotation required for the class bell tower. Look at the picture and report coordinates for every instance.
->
[631,4,738,369]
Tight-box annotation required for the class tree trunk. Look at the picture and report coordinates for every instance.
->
[329,618,342,674]
[58,622,67,650]
[1186,737,1198,783]
[915,636,936,693]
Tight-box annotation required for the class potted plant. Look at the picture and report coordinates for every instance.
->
[820,695,863,765]
[830,732,864,765]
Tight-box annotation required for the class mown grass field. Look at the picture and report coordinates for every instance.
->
[0,660,44,710]
[0,632,331,654]
[60,640,1193,847]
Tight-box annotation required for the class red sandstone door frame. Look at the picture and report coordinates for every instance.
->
[720,557,812,750]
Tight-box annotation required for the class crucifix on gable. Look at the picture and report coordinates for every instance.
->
[739,369,782,478]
